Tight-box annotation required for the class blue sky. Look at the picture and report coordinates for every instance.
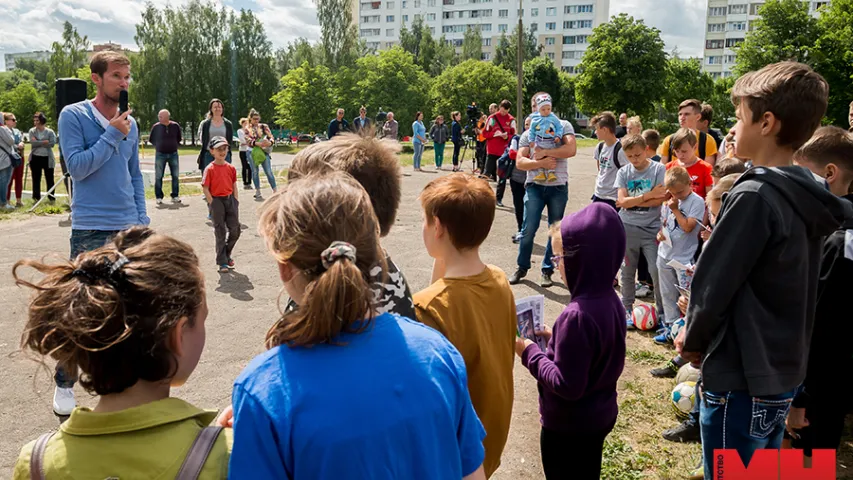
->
[0,0,705,70]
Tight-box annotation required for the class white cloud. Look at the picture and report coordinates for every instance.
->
[610,0,706,58]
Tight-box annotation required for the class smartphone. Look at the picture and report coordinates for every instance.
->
[675,284,691,298]
[119,90,129,114]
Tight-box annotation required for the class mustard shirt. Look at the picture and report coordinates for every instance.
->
[414,265,516,477]
[14,397,232,479]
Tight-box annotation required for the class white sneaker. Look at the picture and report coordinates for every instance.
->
[156,198,163,205]
[3,203,15,210]
[635,284,651,298]
[171,197,182,204]
[53,386,76,416]
[254,190,262,199]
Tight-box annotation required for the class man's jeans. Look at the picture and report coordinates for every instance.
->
[63,229,121,388]
[700,388,796,478]
[517,183,568,274]
[155,152,180,199]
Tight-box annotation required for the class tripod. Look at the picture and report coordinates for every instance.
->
[29,170,71,213]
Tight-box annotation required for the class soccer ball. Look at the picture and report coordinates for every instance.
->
[675,364,700,385]
[670,318,686,341]
[671,381,697,419]
[632,303,658,331]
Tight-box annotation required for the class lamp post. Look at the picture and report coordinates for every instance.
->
[516,0,523,122]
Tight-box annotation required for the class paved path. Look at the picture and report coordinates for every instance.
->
[137,151,296,175]
[0,147,599,477]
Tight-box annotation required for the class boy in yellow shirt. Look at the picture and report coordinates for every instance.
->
[659,99,719,165]
[414,173,516,477]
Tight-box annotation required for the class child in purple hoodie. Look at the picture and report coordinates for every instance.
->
[515,202,627,480]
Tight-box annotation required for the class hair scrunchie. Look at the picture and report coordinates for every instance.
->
[320,242,357,270]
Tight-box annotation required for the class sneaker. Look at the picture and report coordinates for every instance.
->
[219,264,230,273]
[496,200,504,207]
[171,197,182,204]
[207,213,212,221]
[508,268,528,285]
[3,203,15,210]
[540,272,553,288]
[532,171,547,182]
[53,386,76,416]
[227,259,235,268]
[15,201,23,208]
[254,190,262,199]
[626,308,635,329]
[243,184,253,190]
[512,232,523,244]
[156,198,163,205]
[635,283,651,298]
[650,360,679,378]
[654,326,673,345]
[663,419,702,444]
[688,463,705,480]
[547,172,558,182]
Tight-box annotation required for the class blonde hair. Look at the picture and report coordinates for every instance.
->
[621,134,646,151]
[258,172,385,349]
[627,116,642,132]
[707,173,741,203]
[665,165,692,188]
[239,117,248,127]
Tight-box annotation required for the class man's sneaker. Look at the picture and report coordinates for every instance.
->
[243,184,252,190]
[626,308,635,329]
[172,197,182,204]
[540,272,553,288]
[508,268,527,285]
[662,419,702,443]
[512,232,523,244]
[53,386,76,416]
[227,259,235,268]
[156,198,163,205]
[635,283,651,298]
[219,264,230,273]
[496,200,504,207]
[650,360,679,378]
[654,327,673,345]
[254,190,262,199]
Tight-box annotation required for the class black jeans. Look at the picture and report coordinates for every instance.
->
[211,195,241,266]
[30,155,54,201]
[509,179,526,231]
[452,141,462,167]
[484,153,500,180]
[238,151,252,186]
[540,424,614,480]
[475,141,486,171]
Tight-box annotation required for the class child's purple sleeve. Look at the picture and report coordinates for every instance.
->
[521,309,593,401]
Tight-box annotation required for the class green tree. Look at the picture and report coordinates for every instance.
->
[0,83,45,132]
[47,21,90,124]
[461,27,483,61]
[348,48,431,128]
[315,0,357,68]
[276,38,325,75]
[14,59,50,90]
[429,60,515,118]
[522,57,561,119]
[0,69,37,92]
[556,71,576,120]
[75,66,97,99]
[733,0,821,76]
[229,9,279,122]
[575,14,667,118]
[272,62,336,133]
[661,55,714,118]
[812,0,853,126]
[708,76,736,130]
[432,35,458,75]
[492,26,542,71]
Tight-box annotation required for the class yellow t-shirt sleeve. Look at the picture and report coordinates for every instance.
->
[658,135,670,156]
[13,441,34,480]
[706,134,719,156]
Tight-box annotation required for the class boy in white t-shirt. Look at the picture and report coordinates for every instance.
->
[591,112,628,210]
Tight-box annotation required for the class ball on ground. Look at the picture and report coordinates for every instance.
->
[671,381,697,419]
[632,303,658,331]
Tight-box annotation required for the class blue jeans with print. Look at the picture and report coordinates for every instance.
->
[700,388,796,478]
[252,153,277,191]
[155,152,180,199]
[413,143,424,170]
[517,183,568,274]
[60,229,122,388]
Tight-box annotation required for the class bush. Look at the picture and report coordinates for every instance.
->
[646,120,679,137]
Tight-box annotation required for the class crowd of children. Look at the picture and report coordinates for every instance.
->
[10,61,853,480]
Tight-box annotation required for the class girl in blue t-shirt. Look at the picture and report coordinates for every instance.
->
[412,111,427,172]
[228,171,487,480]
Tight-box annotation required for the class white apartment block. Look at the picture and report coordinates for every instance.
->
[702,0,829,78]
[354,0,610,74]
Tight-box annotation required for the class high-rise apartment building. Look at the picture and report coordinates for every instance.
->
[354,0,610,73]
[702,0,829,78]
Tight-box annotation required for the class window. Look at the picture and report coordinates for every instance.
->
[562,50,581,59]
[480,24,492,31]
[706,56,722,65]
[724,55,736,63]
[402,0,407,6]
[531,7,539,16]
[360,28,381,36]
[813,1,829,11]
[427,13,435,20]
[498,23,508,32]
[725,38,744,48]
[362,15,380,22]
[705,39,723,49]
[482,38,491,46]
[386,28,394,36]
[413,0,420,7]
[545,22,555,30]
[530,22,537,32]
[366,41,381,49]
[499,9,508,17]
[545,37,555,45]
[563,35,575,44]
[710,71,722,79]
[386,15,395,21]
[546,52,555,59]
[723,71,733,78]
[362,1,381,9]
[546,7,556,15]
[728,4,747,14]
[428,0,436,5]
[452,39,463,46]
[443,11,453,18]
[481,52,491,60]
[580,20,591,28]
[402,14,408,21]
[575,34,588,44]
[708,6,726,16]
[565,4,594,13]
[750,3,762,15]
[430,27,435,34]
[561,65,576,74]
[727,21,746,31]
[707,23,724,32]
[443,0,454,4]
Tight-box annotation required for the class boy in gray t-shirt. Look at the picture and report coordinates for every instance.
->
[591,112,628,207]
[614,135,667,325]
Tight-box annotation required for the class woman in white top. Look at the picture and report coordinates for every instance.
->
[237,118,252,189]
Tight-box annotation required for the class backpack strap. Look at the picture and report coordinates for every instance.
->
[595,141,603,160]
[612,141,622,169]
[30,431,56,480]
[698,131,707,160]
[175,426,224,480]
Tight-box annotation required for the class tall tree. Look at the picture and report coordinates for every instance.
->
[492,26,542,71]
[812,0,853,126]
[461,27,483,61]
[708,76,736,129]
[733,0,821,76]
[432,35,458,75]
[0,83,45,132]
[315,0,357,69]
[556,71,576,120]
[272,62,336,133]
[575,14,667,118]
[522,57,561,120]
[47,21,90,123]
[429,60,515,118]
[14,59,50,89]
[275,38,325,75]
[661,55,714,118]
[229,9,279,122]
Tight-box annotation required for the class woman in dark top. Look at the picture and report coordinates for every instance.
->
[197,98,233,171]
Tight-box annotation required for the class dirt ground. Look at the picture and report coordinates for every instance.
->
[1,145,851,479]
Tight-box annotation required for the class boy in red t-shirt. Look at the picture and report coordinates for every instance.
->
[202,136,241,272]
[665,128,714,198]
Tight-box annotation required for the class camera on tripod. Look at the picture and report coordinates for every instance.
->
[466,103,481,124]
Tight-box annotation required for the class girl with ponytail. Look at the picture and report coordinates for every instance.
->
[229,171,487,480]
